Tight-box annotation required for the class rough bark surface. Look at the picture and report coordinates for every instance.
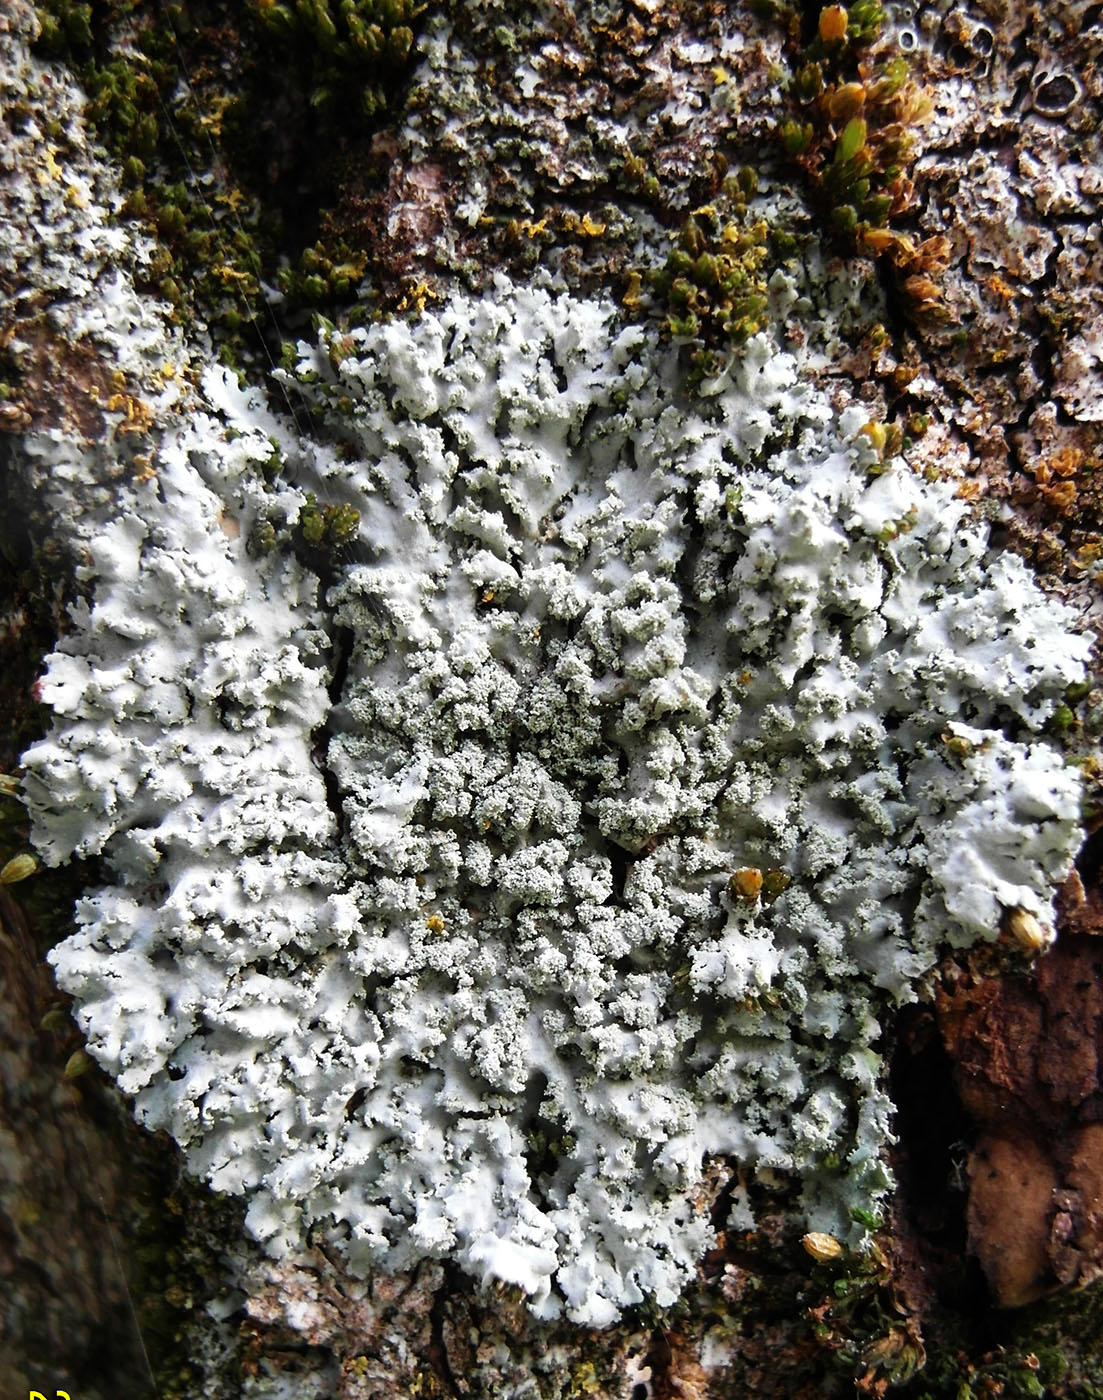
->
[4,0,1103,1395]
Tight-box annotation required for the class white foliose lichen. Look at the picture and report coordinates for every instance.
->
[23,277,1088,1328]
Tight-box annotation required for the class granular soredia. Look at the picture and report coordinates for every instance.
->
[23,278,1088,1327]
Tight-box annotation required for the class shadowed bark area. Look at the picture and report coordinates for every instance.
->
[0,891,156,1400]
[0,464,158,1398]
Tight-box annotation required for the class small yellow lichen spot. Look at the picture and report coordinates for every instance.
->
[1042,479,1077,511]
[818,5,848,43]
[425,915,445,933]
[729,867,763,901]
[1049,446,1084,478]
[711,65,729,85]
[985,273,1016,302]
[37,145,63,185]
[396,280,436,312]
[198,94,233,136]
[333,253,369,281]
[217,187,248,213]
[580,214,606,236]
[859,421,887,452]
[215,263,256,287]
[569,1360,602,1396]
[106,392,154,435]
[622,271,643,309]
[65,184,87,208]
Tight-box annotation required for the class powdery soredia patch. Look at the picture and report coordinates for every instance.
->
[24,280,1088,1328]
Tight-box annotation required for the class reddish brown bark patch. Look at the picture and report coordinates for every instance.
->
[938,933,1103,1305]
[967,1132,1057,1307]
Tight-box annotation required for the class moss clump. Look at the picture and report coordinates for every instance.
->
[765,2,951,323]
[277,238,370,306]
[31,0,93,53]
[247,0,424,119]
[796,1225,928,1391]
[30,1,276,341]
[296,492,360,551]
[650,172,776,383]
[31,0,432,358]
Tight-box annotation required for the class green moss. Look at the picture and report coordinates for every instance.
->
[30,0,432,365]
[31,1,267,340]
[246,518,279,556]
[760,2,950,321]
[1047,702,1077,734]
[1066,679,1093,705]
[649,177,775,383]
[247,0,424,119]
[761,867,791,904]
[297,492,360,550]
[278,238,370,304]
[33,0,93,53]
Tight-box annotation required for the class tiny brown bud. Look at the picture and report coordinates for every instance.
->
[802,1230,844,1262]
[1005,907,1047,953]
[818,5,848,42]
[0,853,37,885]
[64,1049,94,1080]
[730,867,764,901]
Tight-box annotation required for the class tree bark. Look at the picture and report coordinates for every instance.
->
[4,0,1103,1395]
